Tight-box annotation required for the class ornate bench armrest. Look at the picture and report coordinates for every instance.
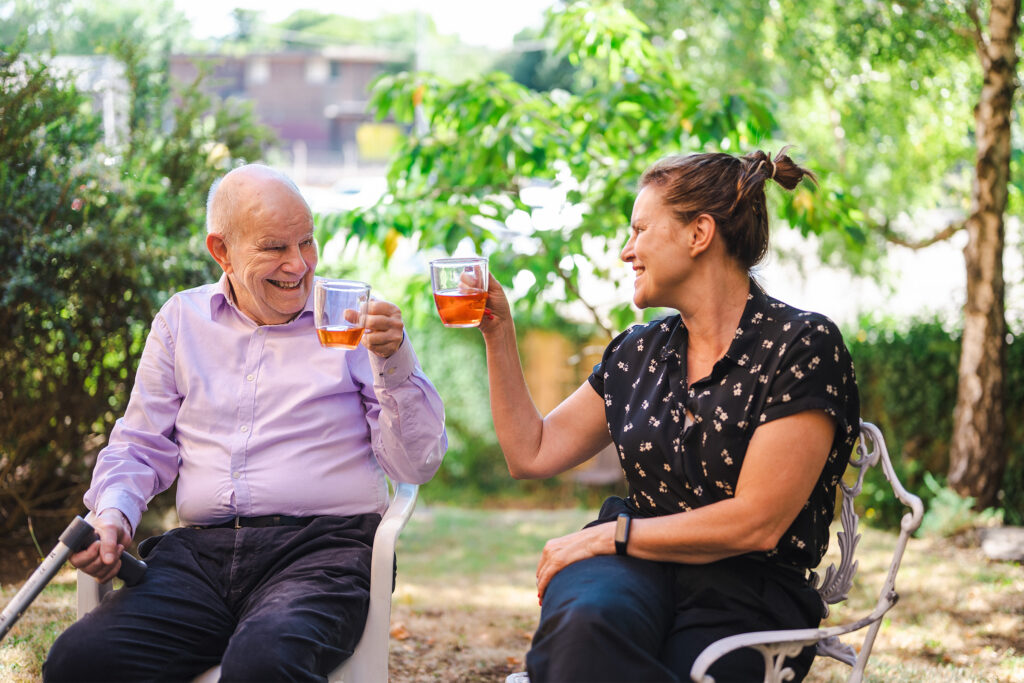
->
[689,601,896,683]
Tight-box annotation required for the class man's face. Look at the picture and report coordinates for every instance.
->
[212,181,318,326]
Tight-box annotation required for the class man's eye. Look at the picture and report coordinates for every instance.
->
[301,239,315,247]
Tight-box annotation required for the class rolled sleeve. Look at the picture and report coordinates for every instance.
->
[759,318,857,437]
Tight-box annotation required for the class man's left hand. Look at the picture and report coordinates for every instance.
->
[362,299,404,358]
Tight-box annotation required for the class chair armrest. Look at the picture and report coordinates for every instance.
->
[330,481,419,682]
[689,601,896,683]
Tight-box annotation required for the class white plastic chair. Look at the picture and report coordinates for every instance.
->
[77,481,419,683]
[506,421,925,683]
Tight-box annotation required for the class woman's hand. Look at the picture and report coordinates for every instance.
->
[477,274,513,335]
[536,522,616,604]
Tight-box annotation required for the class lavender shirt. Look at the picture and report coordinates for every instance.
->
[85,276,447,532]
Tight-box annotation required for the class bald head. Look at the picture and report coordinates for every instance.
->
[206,164,309,242]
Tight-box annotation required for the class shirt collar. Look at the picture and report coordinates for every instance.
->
[208,273,315,325]
[658,277,769,367]
[722,277,771,368]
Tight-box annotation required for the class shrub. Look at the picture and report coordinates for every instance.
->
[847,317,1023,529]
[0,39,273,538]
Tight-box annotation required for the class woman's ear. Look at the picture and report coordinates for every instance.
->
[206,233,232,274]
[688,214,717,257]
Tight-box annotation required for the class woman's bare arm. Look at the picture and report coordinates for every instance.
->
[479,276,612,479]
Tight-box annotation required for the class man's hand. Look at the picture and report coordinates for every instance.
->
[70,508,132,584]
[362,299,404,358]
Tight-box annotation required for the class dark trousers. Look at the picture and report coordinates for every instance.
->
[44,514,380,683]
[526,513,823,682]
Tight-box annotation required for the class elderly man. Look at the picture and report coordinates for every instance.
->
[43,164,447,682]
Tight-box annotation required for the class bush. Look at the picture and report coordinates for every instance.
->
[0,39,273,539]
[847,317,1023,529]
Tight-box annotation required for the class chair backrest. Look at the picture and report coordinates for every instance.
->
[809,420,924,670]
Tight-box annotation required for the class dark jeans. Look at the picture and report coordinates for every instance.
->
[44,514,380,683]
[526,501,823,683]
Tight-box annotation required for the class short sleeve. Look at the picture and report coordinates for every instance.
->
[759,317,857,435]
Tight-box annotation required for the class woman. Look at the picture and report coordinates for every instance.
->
[478,148,860,682]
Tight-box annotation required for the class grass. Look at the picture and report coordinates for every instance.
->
[2,506,1023,682]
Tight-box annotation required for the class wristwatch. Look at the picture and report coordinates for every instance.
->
[614,512,632,556]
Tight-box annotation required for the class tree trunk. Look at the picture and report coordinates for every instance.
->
[949,0,1020,508]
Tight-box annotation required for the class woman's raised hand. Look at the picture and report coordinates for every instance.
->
[478,274,513,335]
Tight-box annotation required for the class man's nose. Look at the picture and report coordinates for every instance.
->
[282,246,308,272]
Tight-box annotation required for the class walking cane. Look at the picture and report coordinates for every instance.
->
[0,515,147,642]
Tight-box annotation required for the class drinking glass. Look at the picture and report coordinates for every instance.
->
[429,257,488,328]
[313,279,371,349]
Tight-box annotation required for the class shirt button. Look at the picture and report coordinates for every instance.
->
[246,374,255,381]
[240,425,249,433]
[386,367,397,376]
[232,471,241,479]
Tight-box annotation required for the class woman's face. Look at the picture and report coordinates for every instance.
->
[620,184,692,310]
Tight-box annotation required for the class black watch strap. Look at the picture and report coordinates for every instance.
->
[614,512,631,556]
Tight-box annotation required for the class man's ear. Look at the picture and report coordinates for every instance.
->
[689,214,717,257]
[206,232,232,273]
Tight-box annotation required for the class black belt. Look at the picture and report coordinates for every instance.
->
[189,514,319,530]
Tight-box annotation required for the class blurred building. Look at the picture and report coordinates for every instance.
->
[169,47,405,173]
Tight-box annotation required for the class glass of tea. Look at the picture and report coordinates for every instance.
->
[429,257,488,328]
[313,279,371,349]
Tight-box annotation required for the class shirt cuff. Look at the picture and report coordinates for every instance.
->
[93,490,141,538]
[368,332,416,389]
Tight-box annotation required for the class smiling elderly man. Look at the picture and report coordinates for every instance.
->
[43,164,447,682]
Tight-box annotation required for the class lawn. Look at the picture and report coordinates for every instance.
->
[2,506,1022,682]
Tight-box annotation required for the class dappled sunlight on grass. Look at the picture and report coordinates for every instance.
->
[2,511,1022,682]
[395,581,539,610]
[812,524,1024,683]
[0,567,77,682]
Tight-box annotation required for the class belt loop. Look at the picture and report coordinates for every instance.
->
[234,514,241,530]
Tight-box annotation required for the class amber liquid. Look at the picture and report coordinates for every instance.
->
[316,326,365,349]
[433,289,487,327]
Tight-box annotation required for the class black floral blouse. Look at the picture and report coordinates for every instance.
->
[589,279,860,569]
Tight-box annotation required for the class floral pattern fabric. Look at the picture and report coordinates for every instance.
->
[588,279,860,569]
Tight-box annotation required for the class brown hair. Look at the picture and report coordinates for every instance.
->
[638,147,817,270]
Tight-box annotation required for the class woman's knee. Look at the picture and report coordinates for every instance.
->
[544,556,672,630]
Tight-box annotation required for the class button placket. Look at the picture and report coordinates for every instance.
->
[231,325,266,512]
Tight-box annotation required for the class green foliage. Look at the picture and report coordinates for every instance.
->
[628,0,987,236]
[0,38,274,536]
[493,26,577,94]
[848,319,1024,529]
[0,0,190,56]
[917,472,1003,538]
[358,1,810,337]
